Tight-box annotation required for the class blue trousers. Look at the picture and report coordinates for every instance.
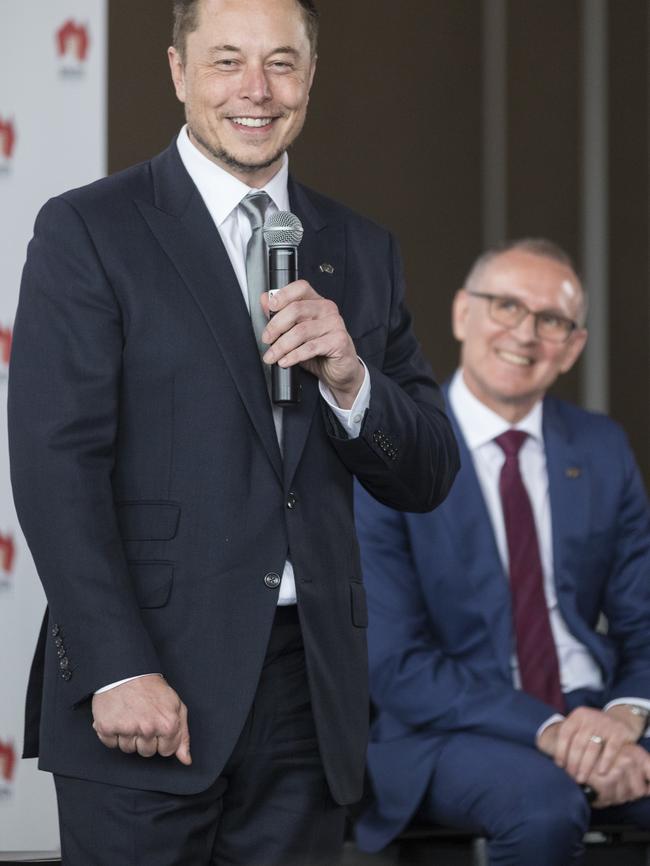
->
[416,732,650,866]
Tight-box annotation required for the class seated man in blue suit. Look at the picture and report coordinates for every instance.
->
[354,238,650,865]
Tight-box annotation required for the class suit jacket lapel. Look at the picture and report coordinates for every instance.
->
[136,143,283,483]
[441,396,515,677]
[281,179,345,488]
[543,398,602,658]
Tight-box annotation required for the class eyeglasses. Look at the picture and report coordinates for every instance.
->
[467,291,579,343]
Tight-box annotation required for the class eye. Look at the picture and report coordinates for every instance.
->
[215,58,239,69]
[493,297,521,314]
[269,60,294,71]
[538,312,563,328]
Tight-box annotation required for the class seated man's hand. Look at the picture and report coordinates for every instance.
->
[588,743,650,808]
[537,706,638,784]
[91,674,192,765]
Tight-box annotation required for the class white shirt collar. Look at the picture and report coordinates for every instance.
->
[176,124,290,225]
[449,368,543,452]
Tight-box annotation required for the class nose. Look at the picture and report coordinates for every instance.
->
[240,62,272,104]
[511,310,538,343]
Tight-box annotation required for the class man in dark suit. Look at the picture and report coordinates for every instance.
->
[7,1,458,863]
[355,239,650,865]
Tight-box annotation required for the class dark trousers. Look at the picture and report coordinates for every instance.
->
[54,606,346,866]
[416,732,650,866]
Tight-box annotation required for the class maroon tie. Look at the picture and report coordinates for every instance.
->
[495,430,565,712]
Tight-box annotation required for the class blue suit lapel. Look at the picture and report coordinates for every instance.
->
[442,392,515,678]
[543,398,607,667]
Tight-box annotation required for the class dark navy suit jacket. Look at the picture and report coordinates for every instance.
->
[8,141,459,804]
[354,392,650,850]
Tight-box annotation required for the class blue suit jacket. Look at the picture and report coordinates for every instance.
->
[8,141,459,803]
[354,391,650,850]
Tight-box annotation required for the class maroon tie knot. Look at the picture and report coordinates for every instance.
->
[495,429,528,458]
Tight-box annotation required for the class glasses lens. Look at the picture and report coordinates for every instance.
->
[489,296,524,327]
[536,313,573,342]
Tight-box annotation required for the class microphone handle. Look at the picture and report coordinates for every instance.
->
[268,246,301,405]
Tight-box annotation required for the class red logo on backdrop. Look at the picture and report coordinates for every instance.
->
[0,118,15,163]
[0,741,16,783]
[0,325,12,367]
[57,20,90,61]
[0,535,15,575]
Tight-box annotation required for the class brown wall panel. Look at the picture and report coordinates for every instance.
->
[109,0,482,384]
[507,0,582,404]
[608,0,650,484]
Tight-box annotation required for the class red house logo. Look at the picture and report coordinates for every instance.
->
[0,118,15,160]
[0,325,12,366]
[0,741,16,783]
[57,20,90,62]
[0,535,15,575]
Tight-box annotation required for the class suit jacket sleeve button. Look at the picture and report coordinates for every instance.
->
[286,493,297,509]
[264,572,281,588]
[60,670,72,681]
[59,657,69,670]
[51,625,60,637]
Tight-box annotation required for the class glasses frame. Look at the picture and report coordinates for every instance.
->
[467,291,579,344]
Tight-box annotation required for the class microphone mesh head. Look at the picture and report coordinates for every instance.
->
[263,210,304,248]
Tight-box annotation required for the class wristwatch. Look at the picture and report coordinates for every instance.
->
[627,705,650,737]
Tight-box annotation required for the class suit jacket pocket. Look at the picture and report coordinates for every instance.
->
[350,581,368,628]
[116,501,181,540]
[127,560,174,608]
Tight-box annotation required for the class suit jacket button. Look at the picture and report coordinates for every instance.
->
[286,493,297,509]
[59,657,69,670]
[54,637,63,647]
[60,670,72,681]
[264,572,281,589]
[51,625,60,637]
[57,647,66,658]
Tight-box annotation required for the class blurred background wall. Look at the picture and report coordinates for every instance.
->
[109,0,650,485]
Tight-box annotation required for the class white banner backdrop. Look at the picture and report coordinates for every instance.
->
[0,0,107,855]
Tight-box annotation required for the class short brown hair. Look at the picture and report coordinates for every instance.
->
[172,0,319,60]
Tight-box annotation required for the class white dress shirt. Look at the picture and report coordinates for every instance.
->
[96,128,371,693]
[449,369,650,729]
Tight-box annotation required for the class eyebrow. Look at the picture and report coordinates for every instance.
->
[209,45,301,57]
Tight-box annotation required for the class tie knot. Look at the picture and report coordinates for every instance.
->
[240,190,271,230]
[495,429,528,458]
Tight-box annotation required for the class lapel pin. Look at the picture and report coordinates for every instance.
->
[565,467,581,479]
[319,262,335,274]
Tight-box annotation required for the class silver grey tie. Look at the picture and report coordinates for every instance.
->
[240,191,271,354]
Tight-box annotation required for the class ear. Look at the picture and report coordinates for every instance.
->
[307,55,317,92]
[451,289,470,342]
[168,46,187,103]
[559,328,588,374]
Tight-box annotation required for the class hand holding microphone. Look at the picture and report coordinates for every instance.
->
[261,211,364,409]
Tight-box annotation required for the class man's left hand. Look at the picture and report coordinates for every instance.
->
[550,706,641,784]
[260,281,364,409]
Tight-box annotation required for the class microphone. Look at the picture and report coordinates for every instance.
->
[263,210,304,405]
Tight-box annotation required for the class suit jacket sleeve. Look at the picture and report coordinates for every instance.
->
[8,196,162,705]
[600,425,650,702]
[355,482,556,745]
[324,234,459,514]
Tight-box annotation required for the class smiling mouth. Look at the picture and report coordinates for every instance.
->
[496,349,534,367]
[229,117,275,128]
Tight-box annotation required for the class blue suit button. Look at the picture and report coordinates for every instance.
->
[264,572,281,589]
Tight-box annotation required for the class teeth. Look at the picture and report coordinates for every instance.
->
[497,350,532,366]
[231,117,273,127]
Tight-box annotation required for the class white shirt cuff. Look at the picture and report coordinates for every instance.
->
[94,674,162,694]
[536,713,565,741]
[605,697,650,737]
[319,360,370,439]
